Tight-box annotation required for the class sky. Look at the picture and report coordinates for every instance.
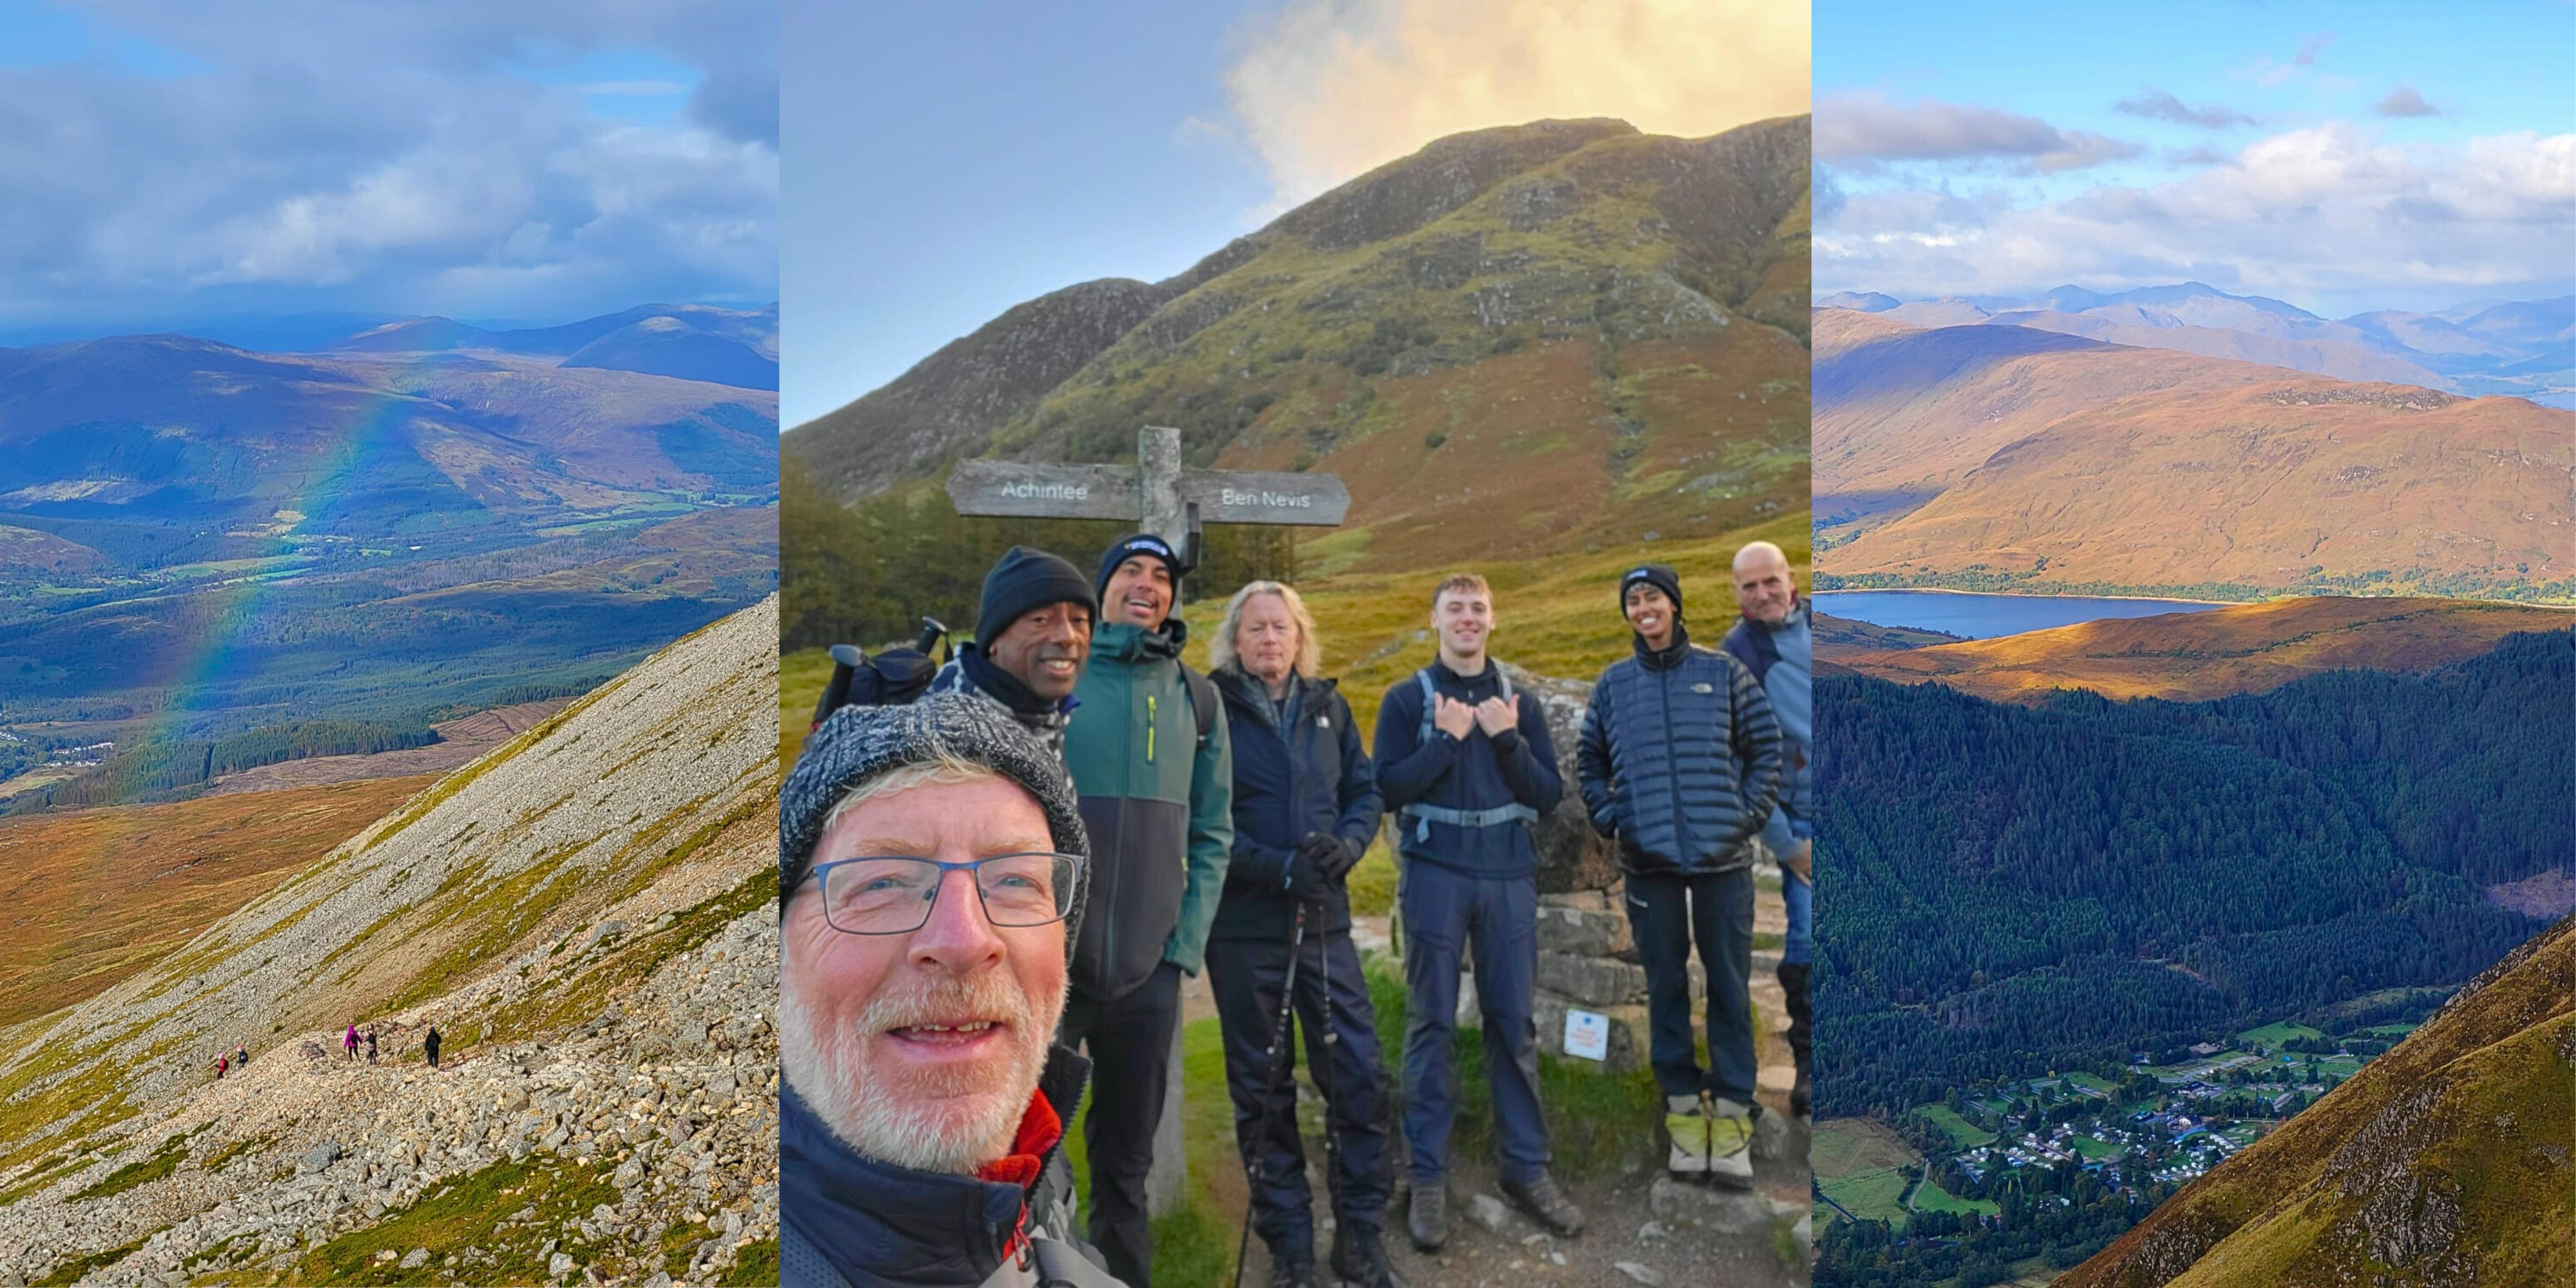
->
[1813,0,2576,317]
[0,0,777,344]
[783,0,1811,427]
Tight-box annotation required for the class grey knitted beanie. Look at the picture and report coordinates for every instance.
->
[779,694,1090,954]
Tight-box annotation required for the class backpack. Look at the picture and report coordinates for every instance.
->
[1396,665,1540,844]
[808,619,950,733]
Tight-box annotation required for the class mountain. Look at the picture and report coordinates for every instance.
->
[1820,283,2573,406]
[2058,913,2573,1288]
[0,597,780,1285]
[1811,309,2575,599]
[1819,597,2576,702]
[787,116,1813,571]
[331,303,780,391]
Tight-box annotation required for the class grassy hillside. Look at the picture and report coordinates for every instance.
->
[0,777,433,1027]
[1822,596,2575,703]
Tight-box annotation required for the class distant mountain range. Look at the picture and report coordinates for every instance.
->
[0,311,779,808]
[2059,912,2572,1288]
[1812,306,2575,600]
[1816,284,2573,407]
[329,302,779,391]
[787,116,1813,572]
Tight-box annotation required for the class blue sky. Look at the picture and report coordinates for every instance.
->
[0,0,777,344]
[783,0,1809,426]
[1813,0,2576,316]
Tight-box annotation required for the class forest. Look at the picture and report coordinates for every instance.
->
[9,719,436,814]
[1815,628,2571,1116]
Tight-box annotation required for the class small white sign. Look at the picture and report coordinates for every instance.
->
[1563,1009,1609,1062]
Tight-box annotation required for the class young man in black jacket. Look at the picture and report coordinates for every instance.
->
[1205,581,1402,1288]
[1374,573,1583,1250]
[1577,564,1782,1186]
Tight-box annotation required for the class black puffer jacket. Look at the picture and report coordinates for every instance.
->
[1575,631,1783,877]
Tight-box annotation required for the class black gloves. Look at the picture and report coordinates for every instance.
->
[1286,833,1360,904]
[1300,832,1360,881]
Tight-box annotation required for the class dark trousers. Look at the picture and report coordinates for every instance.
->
[1398,861,1549,1185]
[1059,960,1182,1288]
[1624,868,1756,1103]
[1778,960,1812,1075]
[1207,929,1393,1260]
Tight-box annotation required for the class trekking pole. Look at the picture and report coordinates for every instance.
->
[1313,895,1345,1243]
[1232,901,1311,1288]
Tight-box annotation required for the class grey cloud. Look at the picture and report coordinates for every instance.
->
[1814,164,1847,223]
[1816,92,2143,173]
[2115,89,2258,130]
[1,0,773,329]
[2294,32,2333,67]
[2377,86,2441,118]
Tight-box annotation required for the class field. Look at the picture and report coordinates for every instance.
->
[1917,1104,1997,1149]
[2236,1021,2330,1049]
[1819,1167,1911,1224]
[1911,1178,2000,1218]
[1813,1117,1922,1179]
[0,777,435,1026]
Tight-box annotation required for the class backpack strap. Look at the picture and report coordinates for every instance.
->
[1180,665,1217,748]
[1398,665,1538,845]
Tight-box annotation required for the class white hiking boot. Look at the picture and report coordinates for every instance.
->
[1666,1093,1712,1175]
[1705,1096,1755,1188]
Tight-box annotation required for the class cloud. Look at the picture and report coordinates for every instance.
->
[2237,31,2347,89]
[2377,85,2441,118]
[2114,89,2258,130]
[1817,124,2576,311]
[1221,0,1808,209]
[0,0,775,331]
[1816,91,2142,173]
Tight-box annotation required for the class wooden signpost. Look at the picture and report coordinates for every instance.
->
[948,425,1350,1216]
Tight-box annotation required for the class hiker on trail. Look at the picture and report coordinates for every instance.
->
[778,695,1124,1288]
[1057,532,1233,1288]
[1721,540,1813,1121]
[1205,581,1402,1288]
[925,546,1098,773]
[1578,563,1783,1186]
[366,1029,379,1064]
[424,1026,442,1068]
[344,1023,359,1062]
[1373,572,1582,1249]
[216,1053,227,1080]
[234,1042,248,1069]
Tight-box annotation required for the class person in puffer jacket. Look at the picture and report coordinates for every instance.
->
[1576,563,1781,1187]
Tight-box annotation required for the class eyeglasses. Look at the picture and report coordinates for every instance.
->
[806,853,1084,935]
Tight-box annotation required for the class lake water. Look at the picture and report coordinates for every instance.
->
[1812,590,2226,641]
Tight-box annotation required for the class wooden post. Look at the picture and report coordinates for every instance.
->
[947,427,1350,1218]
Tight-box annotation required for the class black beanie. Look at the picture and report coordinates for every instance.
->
[977,547,1098,650]
[1619,563,1684,619]
[1095,533,1185,603]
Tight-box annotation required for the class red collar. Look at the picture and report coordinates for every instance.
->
[974,1085,1066,1260]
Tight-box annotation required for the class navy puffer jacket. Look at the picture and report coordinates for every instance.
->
[1576,631,1783,877]
[1208,667,1382,941]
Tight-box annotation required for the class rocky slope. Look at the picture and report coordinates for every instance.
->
[0,596,781,1287]
[787,115,1812,571]
[2059,913,2573,1288]
[1812,309,2575,597]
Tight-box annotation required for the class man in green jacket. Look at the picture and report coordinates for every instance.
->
[1061,532,1234,1288]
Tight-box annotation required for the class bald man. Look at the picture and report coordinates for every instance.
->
[1719,540,1813,1118]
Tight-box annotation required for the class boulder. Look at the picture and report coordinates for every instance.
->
[1648,1177,1799,1235]
[1534,900,1631,957]
[1529,994,1648,1072]
[1535,951,1647,1008]
[299,1142,341,1174]
[1502,665,1621,894]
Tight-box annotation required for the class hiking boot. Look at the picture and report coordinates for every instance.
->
[1267,1249,1320,1288]
[1405,1184,1447,1252]
[1500,1171,1584,1237]
[1705,1096,1756,1188]
[1666,1093,1712,1176]
[1330,1226,1410,1288]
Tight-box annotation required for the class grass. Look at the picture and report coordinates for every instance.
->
[1910,1177,2000,1218]
[68,1128,196,1201]
[1811,1118,1920,1180]
[479,866,774,1046]
[2069,1134,2126,1162]
[2236,1021,2329,1049]
[1916,1104,1997,1150]
[31,1233,154,1287]
[281,1152,622,1285]
[1819,1167,1910,1224]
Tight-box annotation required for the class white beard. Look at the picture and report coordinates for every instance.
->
[781,962,1065,1175]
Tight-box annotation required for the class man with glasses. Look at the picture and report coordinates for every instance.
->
[779,695,1124,1288]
